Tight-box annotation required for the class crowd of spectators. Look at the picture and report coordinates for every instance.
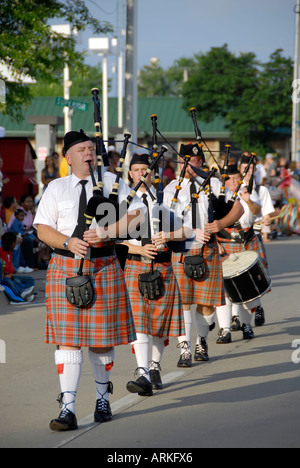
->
[0,150,66,304]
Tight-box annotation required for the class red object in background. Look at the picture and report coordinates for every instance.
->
[0,138,38,201]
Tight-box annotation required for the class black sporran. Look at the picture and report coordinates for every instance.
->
[66,257,94,308]
[183,246,206,280]
[138,269,164,300]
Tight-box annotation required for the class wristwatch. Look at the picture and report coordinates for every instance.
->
[63,237,71,250]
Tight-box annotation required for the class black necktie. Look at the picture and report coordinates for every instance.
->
[190,178,199,229]
[73,180,88,239]
[141,193,152,246]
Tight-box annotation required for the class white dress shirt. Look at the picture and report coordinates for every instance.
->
[224,183,261,229]
[34,171,146,237]
[164,176,222,230]
[128,186,192,247]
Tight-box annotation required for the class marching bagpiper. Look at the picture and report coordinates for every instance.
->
[164,144,244,366]
[34,129,145,431]
[215,159,264,343]
[121,153,193,395]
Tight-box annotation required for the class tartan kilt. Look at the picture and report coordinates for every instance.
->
[45,253,136,347]
[172,242,225,307]
[218,234,267,268]
[124,260,184,338]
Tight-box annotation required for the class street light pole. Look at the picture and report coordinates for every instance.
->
[124,0,138,160]
[101,53,109,146]
[292,0,300,162]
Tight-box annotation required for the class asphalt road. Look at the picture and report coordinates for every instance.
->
[0,235,300,450]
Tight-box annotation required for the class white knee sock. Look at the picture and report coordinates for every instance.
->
[177,308,193,353]
[151,336,168,368]
[238,304,252,326]
[232,303,240,318]
[195,311,215,343]
[132,333,150,381]
[55,349,83,414]
[88,348,115,401]
[216,296,232,331]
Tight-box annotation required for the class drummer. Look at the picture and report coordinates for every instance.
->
[214,161,262,343]
[241,152,274,327]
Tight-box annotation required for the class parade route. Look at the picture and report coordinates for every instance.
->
[0,236,300,449]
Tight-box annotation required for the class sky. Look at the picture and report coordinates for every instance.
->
[79,0,296,64]
[71,0,297,95]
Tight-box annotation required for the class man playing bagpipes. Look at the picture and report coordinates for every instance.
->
[121,152,193,396]
[215,158,266,343]
[164,144,244,366]
[34,129,146,431]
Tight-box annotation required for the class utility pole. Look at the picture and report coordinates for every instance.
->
[124,0,138,170]
[292,0,300,162]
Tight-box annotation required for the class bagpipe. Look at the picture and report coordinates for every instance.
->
[66,89,132,307]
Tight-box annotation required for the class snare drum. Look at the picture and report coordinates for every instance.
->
[222,250,271,304]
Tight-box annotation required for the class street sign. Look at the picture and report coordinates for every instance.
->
[55,97,88,112]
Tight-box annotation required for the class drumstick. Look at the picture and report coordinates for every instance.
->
[255,213,283,225]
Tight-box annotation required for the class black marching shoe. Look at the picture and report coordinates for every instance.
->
[49,393,78,432]
[94,399,112,423]
[216,328,232,344]
[242,323,255,339]
[94,380,113,423]
[231,315,241,331]
[194,337,209,361]
[126,367,153,396]
[254,306,265,327]
[177,341,192,367]
[149,361,164,390]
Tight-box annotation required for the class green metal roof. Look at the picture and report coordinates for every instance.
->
[0,96,230,139]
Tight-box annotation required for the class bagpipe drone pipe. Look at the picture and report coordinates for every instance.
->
[149,114,195,254]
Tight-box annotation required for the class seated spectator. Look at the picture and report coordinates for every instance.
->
[3,196,18,225]
[9,208,36,270]
[0,232,35,303]
[8,194,35,231]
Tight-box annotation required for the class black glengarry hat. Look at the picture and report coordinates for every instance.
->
[180,143,205,160]
[129,153,151,169]
[227,163,240,175]
[64,129,91,153]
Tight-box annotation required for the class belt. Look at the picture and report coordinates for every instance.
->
[53,244,115,259]
[217,226,255,244]
[127,250,172,264]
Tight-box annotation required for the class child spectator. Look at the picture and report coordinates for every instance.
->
[0,232,35,303]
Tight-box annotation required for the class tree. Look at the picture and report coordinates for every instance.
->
[181,45,293,154]
[138,59,172,97]
[182,44,258,121]
[30,63,111,97]
[0,0,113,119]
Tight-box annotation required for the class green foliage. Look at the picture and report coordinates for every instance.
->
[138,44,293,155]
[0,0,113,120]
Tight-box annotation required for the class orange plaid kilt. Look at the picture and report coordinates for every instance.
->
[172,241,225,307]
[124,259,184,338]
[217,229,267,268]
[45,253,136,348]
